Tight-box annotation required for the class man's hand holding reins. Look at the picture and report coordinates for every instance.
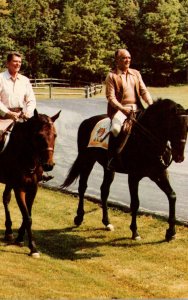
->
[121,106,132,116]
[5,111,20,121]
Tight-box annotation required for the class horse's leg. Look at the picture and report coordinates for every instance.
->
[100,169,115,231]
[128,173,141,240]
[14,186,39,257]
[3,185,14,242]
[151,170,176,241]
[74,160,95,226]
[15,220,25,246]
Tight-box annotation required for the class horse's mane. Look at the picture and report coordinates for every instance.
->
[146,98,184,112]
[140,98,184,125]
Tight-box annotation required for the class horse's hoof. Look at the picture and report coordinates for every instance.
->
[74,216,82,226]
[15,240,24,247]
[132,233,141,240]
[165,234,176,242]
[29,251,40,258]
[165,229,176,242]
[106,224,114,231]
[4,233,14,242]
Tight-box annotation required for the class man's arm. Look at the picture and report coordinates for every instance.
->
[137,72,153,105]
[24,79,36,118]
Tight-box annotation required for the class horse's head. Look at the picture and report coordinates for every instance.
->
[29,109,61,171]
[168,104,188,163]
[142,99,188,164]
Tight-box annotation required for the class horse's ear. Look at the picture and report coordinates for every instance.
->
[34,109,39,118]
[176,107,188,115]
[51,110,61,122]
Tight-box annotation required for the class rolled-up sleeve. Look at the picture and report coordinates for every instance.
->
[0,79,10,116]
[24,79,36,117]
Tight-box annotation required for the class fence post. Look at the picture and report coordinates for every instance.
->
[49,83,52,99]
[85,86,90,98]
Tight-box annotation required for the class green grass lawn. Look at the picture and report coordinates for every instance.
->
[148,84,188,108]
[0,185,187,299]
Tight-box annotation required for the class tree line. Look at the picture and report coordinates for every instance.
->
[0,0,187,86]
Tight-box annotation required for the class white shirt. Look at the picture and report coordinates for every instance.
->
[0,70,36,117]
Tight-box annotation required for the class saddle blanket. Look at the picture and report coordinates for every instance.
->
[0,119,14,135]
[88,118,111,150]
[0,119,14,153]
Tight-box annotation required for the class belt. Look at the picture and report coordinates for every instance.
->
[8,107,23,113]
[123,103,137,111]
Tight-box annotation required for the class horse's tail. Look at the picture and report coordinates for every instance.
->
[61,154,81,189]
[61,114,107,189]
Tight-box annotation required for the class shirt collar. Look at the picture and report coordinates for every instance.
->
[116,68,135,76]
[5,69,21,80]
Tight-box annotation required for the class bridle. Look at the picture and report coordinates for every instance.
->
[37,120,56,155]
[40,147,54,153]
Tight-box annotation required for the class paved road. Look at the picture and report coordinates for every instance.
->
[37,98,188,223]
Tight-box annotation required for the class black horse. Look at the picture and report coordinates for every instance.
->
[62,99,188,241]
[1,109,60,257]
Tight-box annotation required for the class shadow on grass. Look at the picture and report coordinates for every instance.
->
[0,226,167,260]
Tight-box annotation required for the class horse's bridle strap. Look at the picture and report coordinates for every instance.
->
[41,147,54,152]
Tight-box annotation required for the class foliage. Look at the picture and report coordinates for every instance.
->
[0,0,15,69]
[137,0,187,85]
[58,0,122,81]
[0,0,187,84]
[5,0,61,77]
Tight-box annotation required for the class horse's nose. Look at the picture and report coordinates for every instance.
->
[43,162,55,172]
[174,155,184,163]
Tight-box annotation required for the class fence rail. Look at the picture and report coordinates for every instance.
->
[30,78,103,98]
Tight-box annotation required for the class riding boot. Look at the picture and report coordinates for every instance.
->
[107,127,130,171]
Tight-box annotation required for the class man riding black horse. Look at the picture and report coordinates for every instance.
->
[105,49,153,170]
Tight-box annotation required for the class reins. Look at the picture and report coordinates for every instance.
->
[131,115,170,150]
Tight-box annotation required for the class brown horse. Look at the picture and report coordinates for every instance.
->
[1,109,60,257]
[61,99,188,241]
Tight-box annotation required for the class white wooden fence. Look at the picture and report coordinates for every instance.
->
[30,78,103,98]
